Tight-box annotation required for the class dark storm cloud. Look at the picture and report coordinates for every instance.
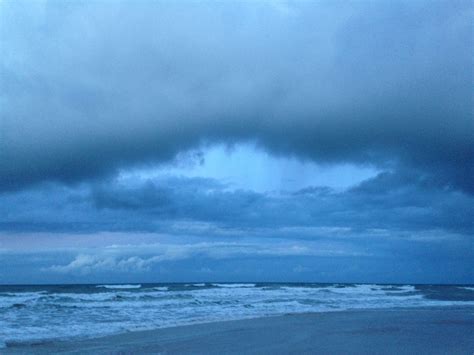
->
[1,173,472,236]
[1,173,472,283]
[1,0,472,192]
[93,173,474,234]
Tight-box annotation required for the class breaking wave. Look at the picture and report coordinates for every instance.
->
[1,283,473,348]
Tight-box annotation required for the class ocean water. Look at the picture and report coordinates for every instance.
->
[1,283,473,348]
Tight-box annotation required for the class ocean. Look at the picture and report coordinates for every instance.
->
[1,283,473,348]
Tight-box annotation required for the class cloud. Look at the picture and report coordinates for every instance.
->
[0,0,472,192]
[1,1,472,284]
[47,254,150,274]
[45,239,362,274]
[2,228,470,283]
[1,171,472,238]
[72,172,474,235]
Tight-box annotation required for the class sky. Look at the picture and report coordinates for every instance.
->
[0,0,472,284]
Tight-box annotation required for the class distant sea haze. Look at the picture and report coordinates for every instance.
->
[1,283,473,348]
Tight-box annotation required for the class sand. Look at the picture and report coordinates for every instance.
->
[4,307,474,354]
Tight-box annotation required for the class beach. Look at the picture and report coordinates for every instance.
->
[4,307,474,354]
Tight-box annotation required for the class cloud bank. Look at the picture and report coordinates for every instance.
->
[1,0,472,192]
[1,172,472,235]
[0,1,472,283]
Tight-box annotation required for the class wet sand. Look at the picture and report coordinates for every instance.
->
[4,307,474,354]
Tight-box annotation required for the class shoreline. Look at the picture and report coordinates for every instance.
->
[4,306,474,354]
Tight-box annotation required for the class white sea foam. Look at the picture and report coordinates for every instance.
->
[459,286,474,291]
[152,286,169,291]
[1,283,473,348]
[212,283,256,288]
[96,284,142,289]
[385,285,417,292]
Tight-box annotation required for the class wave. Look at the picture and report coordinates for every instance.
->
[2,283,474,348]
[4,338,56,348]
[152,286,169,291]
[212,283,256,288]
[10,303,27,309]
[96,284,142,289]
[321,284,417,295]
[0,291,48,297]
